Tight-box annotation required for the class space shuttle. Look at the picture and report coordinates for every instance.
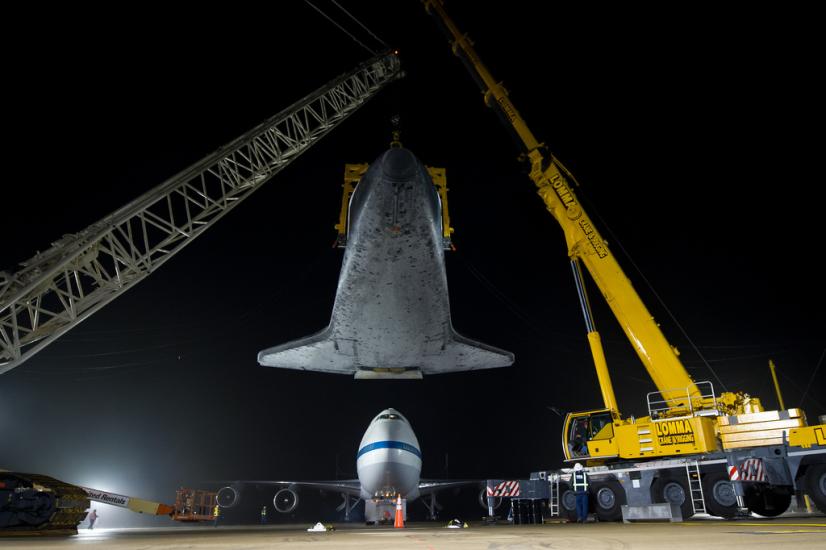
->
[257,146,513,379]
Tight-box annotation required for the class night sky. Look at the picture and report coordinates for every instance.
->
[2,2,823,526]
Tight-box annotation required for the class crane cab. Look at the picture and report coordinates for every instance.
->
[562,409,619,461]
[564,406,725,461]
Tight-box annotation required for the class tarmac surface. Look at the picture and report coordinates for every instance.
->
[3,516,826,549]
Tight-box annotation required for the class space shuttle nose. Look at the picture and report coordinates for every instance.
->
[381,148,417,181]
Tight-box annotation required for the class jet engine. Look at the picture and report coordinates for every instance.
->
[216,486,240,509]
[273,488,299,513]
[478,488,502,510]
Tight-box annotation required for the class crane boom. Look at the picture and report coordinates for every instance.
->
[423,1,697,409]
[0,51,402,375]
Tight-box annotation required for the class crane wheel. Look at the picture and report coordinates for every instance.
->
[651,476,693,519]
[558,483,578,521]
[744,485,791,517]
[590,480,625,522]
[803,463,826,514]
[701,471,737,519]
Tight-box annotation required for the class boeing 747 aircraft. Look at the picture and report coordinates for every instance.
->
[216,408,495,522]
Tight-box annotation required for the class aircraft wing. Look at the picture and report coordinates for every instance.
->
[215,479,363,514]
[225,479,362,497]
[417,479,482,497]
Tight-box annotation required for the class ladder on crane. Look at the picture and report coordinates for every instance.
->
[685,460,706,514]
[548,472,560,517]
[0,51,401,375]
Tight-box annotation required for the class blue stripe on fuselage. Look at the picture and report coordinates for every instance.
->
[357,440,421,459]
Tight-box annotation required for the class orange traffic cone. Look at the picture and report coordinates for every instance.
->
[394,494,404,528]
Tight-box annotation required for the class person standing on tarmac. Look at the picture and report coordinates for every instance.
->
[260,505,268,524]
[87,509,98,530]
[572,463,589,523]
[213,503,220,527]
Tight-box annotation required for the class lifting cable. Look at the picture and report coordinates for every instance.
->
[330,0,388,48]
[778,366,826,411]
[454,253,583,352]
[800,347,825,406]
[304,0,381,56]
[581,192,729,392]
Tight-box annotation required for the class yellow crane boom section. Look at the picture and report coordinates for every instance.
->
[424,0,696,408]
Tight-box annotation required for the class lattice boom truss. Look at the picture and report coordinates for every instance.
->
[0,52,401,374]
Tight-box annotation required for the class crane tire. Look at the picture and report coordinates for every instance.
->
[558,483,578,521]
[702,471,737,519]
[804,463,826,514]
[651,476,693,519]
[745,485,791,517]
[590,480,625,522]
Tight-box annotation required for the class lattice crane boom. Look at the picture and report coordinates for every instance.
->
[0,51,402,375]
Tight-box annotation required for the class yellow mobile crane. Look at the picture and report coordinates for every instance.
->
[424,1,826,521]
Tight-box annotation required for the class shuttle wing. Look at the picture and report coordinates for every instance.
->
[257,327,356,375]
[257,326,514,378]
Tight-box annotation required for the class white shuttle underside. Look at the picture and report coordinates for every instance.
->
[258,148,513,378]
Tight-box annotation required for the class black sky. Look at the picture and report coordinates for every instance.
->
[1,1,823,525]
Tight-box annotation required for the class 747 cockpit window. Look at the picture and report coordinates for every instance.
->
[378,413,400,420]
